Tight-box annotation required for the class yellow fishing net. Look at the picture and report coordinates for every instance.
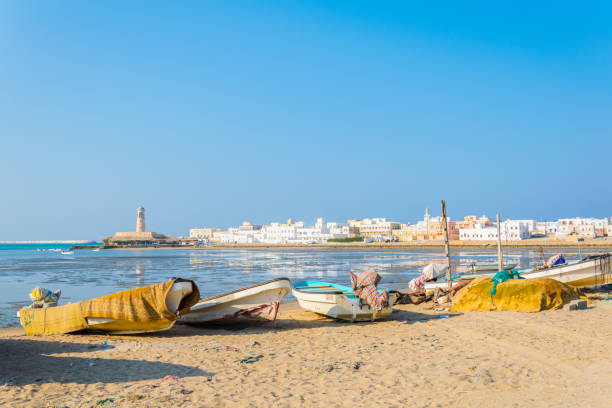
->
[19,279,199,335]
[450,276,584,312]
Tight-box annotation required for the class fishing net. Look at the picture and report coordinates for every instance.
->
[19,279,200,335]
[592,253,612,287]
[450,276,584,312]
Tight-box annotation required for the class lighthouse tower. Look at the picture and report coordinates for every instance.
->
[136,207,145,232]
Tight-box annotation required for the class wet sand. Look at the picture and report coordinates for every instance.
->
[2,301,612,407]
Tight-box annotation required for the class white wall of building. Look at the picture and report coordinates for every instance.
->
[459,226,498,240]
[214,218,350,244]
[500,220,530,240]
[535,221,558,235]
[459,222,528,241]
[189,228,221,239]
[556,217,608,238]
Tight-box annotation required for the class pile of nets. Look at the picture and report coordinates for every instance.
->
[408,263,447,291]
[350,270,389,311]
[28,286,61,308]
[450,275,584,312]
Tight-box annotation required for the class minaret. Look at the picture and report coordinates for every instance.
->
[424,208,430,224]
[136,207,145,232]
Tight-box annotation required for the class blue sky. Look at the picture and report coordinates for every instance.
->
[1,1,611,240]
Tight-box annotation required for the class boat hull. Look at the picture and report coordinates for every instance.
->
[292,281,396,322]
[424,254,612,291]
[520,256,612,287]
[18,279,198,335]
[85,318,177,334]
[179,278,290,325]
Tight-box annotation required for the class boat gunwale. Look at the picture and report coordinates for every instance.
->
[197,277,291,303]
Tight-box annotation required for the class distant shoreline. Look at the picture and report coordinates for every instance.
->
[0,240,97,244]
[95,238,612,251]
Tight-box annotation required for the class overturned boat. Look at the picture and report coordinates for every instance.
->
[18,279,199,335]
[179,278,291,325]
[291,279,397,322]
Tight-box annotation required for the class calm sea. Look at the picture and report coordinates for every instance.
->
[1,244,610,328]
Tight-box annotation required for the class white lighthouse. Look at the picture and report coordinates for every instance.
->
[136,207,145,232]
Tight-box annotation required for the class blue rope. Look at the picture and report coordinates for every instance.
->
[490,270,524,306]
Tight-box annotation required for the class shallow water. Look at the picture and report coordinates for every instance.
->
[1,245,610,328]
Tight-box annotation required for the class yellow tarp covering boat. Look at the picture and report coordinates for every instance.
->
[450,276,583,313]
[19,279,199,335]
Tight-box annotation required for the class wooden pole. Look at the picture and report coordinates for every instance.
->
[441,200,452,290]
[539,247,546,263]
[497,214,504,272]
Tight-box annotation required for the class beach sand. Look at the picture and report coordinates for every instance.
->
[2,301,612,407]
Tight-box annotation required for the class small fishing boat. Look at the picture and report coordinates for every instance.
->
[18,279,199,335]
[179,278,291,325]
[424,253,612,290]
[291,281,397,322]
[60,251,74,255]
[520,253,612,287]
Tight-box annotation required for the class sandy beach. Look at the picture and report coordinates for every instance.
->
[2,299,612,408]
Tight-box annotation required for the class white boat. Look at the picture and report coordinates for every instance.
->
[92,249,100,252]
[60,250,74,255]
[520,254,612,287]
[179,278,291,325]
[291,281,397,322]
[424,254,612,290]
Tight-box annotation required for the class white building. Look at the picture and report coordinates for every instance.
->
[219,227,261,244]
[556,217,608,238]
[459,221,528,241]
[535,221,558,236]
[261,222,300,244]
[508,220,537,234]
[327,222,350,236]
[189,227,222,239]
[292,218,349,243]
[459,225,498,241]
[353,218,401,239]
[499,220,530,240]
[215,218,350,244]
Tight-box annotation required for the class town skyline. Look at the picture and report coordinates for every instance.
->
[188,211,611,245]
